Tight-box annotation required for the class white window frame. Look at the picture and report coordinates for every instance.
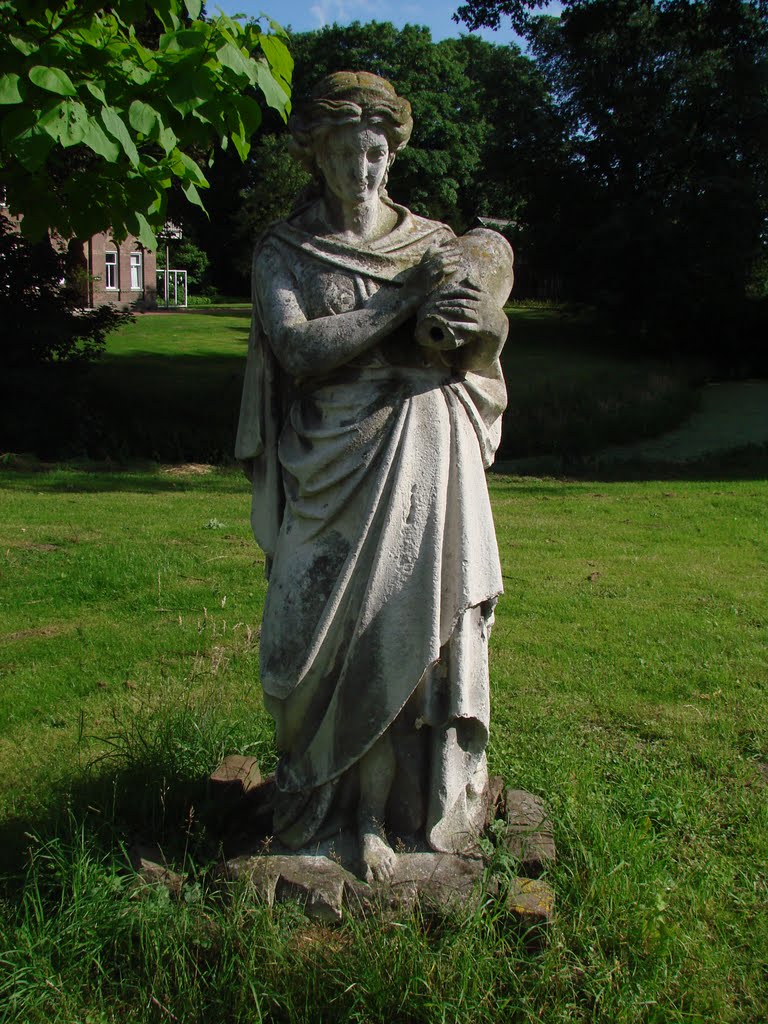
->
[105,250,118,290]
[130,251,143,290]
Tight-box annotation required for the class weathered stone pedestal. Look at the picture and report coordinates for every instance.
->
[205,756,556,932]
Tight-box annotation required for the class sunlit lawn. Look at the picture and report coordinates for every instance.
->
[1,462,766,1022]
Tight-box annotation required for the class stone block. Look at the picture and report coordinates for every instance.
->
[209,754,262,796]
[389,852,484,912]
[206,759,273,839]
[128,844,186,898]
[484,774,506,828]
[222,853,357,924]
[504,877,555,929]
[219,849,488,922]
[502,789,556,875]
[274,856,352,924]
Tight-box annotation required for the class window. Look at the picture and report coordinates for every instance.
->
[130,251,143,290]
[105,250,117,289]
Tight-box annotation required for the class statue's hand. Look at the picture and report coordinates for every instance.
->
[404,242,463,298]
[417,282,509,368]
[426,282,487,341]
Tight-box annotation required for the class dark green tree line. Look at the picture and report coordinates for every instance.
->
[457,0,768,359]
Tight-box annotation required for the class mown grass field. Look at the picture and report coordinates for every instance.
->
[1,303,703,464]
[1,461,767,1023]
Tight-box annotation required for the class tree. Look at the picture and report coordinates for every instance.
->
[455,1,768,356]
[0,218,130,367]
[0,0,293,248]
[156,239,209,288]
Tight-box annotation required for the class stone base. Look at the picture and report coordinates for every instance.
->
[219,849,487,924]
[199,760,557,929]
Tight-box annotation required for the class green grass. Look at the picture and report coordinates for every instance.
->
[1,304,704,464]
[1,464,767,1022]
[103,306,251,359]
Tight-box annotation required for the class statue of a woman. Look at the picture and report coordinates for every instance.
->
[236,71,513,883]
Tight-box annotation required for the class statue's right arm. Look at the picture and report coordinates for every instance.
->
[256,243,463,379]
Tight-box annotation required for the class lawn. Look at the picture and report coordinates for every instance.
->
[1,463,766,1023]
[1,304,704,465]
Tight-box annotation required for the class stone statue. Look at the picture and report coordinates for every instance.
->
[236,71,514,884]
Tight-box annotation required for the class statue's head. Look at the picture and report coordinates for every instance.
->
[289,72,413,199]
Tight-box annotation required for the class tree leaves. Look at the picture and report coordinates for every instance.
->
[128,100,159,136]
[0,1,292,247]
[101,107,140,165]
[216,41,258,82]
[256,59,291,116]
[0,74,24,104]
[82,117,121,161]
[259,33,293,89]
[28,66,77,97]
[454,0,768,354]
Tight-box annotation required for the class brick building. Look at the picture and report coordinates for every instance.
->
[84,232,157,310]
[1,192,157,310]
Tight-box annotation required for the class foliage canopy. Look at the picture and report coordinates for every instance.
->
[455,0,768,355]
[0,0,293,247]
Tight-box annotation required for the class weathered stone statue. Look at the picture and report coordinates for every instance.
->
[236,71,514,884]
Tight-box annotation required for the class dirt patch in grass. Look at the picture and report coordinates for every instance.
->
[2,540,62,551]
[0,624,71,644]
[161,463,216,476]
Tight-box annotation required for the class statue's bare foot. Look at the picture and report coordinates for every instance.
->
[361,830,397,884]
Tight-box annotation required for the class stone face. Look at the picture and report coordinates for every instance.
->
[502,789,556,874]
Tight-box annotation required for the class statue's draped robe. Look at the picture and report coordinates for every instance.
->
[236,201,506,852]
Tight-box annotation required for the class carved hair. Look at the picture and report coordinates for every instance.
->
[288,71,413,183]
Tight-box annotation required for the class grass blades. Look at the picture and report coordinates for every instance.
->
[1,465,767,1021]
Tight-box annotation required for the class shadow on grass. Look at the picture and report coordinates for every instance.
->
[0,769,211,885]
[3,445,767,497]
[493,444,768,483]
[188,307,251,319]
[0,465,249,494]
[0,704,275,884]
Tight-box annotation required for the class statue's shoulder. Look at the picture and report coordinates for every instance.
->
[254,201,319,256]
[408,211,454,238]
[386,201,455,243]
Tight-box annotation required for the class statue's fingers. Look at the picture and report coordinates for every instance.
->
[437,283,483,299]
[433,307,475,320]
[432,299,480,315]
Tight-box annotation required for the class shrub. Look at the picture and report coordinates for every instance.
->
[0,219,131,369]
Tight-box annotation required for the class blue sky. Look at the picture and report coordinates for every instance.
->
[212,0,523,46]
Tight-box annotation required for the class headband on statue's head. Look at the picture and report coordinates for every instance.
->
[288,71,413,173]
